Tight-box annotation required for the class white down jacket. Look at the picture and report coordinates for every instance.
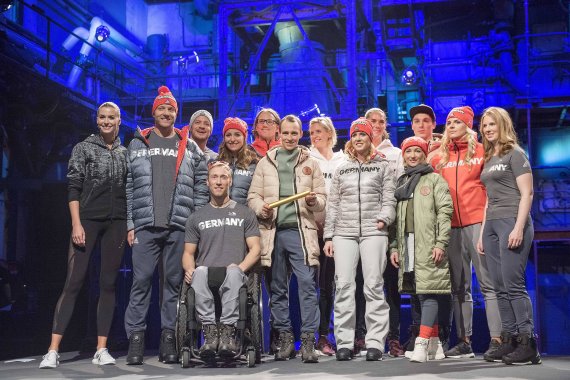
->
[324,154,396,239]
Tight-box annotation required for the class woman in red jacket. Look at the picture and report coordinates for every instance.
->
[431,106,501,359]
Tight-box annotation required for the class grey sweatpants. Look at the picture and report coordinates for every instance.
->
[191,266,247,325]
[483,218,535,335]
[124,227,184,337]
[333,235,390,351]
[448,224,501,338]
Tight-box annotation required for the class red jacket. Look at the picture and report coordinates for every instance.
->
[431,140,486,228]
[252,137,280,157]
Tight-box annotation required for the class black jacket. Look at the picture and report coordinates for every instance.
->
[67,134,128,220]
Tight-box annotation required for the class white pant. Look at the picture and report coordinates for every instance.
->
[333,235,390,351]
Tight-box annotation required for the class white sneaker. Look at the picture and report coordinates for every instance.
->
[428,337,445,360]
[404,349,413,359]
[92,348,116,365]
[39,350,59,369]
[410,337,429,363]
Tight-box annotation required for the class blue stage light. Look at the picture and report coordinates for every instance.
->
[95,25,110,42]
[0,1,14,13]
[401,66,417,86]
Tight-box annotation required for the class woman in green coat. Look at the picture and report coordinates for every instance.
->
[390,136,453,363]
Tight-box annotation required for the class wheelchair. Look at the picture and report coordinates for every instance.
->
[175,268,263,368]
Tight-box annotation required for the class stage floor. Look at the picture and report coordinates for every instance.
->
[2,351,569,380]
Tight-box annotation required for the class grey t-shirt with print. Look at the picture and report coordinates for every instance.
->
[148,131,178,228]
[185,200,260,267]
[480,146,532,220]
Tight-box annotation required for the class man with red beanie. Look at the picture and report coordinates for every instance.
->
[409,104,443,163]
[124,85,207,365]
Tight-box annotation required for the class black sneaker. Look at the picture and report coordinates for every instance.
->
[502,333,542,365]
[336,347,353,361]
[366,348,383,361]
[126,331,145,365]
[300,332,319,363]
[218,324,238,357]
[483,339,501,362]
[485,333,517,362]
[444,341,475,358]
[158,329,178,363]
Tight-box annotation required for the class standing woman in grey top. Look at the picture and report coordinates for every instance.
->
[478,107,541,366]
[39,102,128,369]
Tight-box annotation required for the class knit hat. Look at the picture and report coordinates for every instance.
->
[409,104,436,122]
[152,85,178,114]
[401,136,428,157]
[350,117,373,140]
[446,106,474,129]
[189,110,214,131]
[223,117,248,137]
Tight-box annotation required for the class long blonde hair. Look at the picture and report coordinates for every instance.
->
[436,124,478,171]
[345,139,375,163]
[480,107,518,162]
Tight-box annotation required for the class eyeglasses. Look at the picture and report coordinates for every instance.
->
[257,119,277,126]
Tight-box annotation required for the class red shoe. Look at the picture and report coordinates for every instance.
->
[354,337,366,356]
[388,339,404,357]
[316,336,335,356]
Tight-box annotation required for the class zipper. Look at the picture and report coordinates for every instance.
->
[453,141,463,227]
[357,160,362,237]
[109,143,115,221]
[292,152,310,264]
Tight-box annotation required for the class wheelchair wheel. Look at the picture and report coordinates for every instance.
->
[176,281,190,354]
[181,348,191,368]
[246,348,256,368]
[248,272,263,364]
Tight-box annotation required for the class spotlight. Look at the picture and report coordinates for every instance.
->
[401,66,417,86]
[177,51,200,72]
[1,1,14,13]
[95,25,110,42]
[299,104,321,121]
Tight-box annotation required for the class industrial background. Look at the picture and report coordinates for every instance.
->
[0,0,569,359]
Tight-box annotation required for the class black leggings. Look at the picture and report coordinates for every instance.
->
[52,219,126,336]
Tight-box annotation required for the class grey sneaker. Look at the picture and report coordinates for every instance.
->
[92,348,116,365]
[444,341,475,358]
[39,350,59,369]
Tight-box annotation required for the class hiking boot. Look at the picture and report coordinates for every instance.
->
[269,327,280,354]
[218,324,238,357]
[445,341,475,358]
[316,335,335,356]
[300,332,319,363]
[354,337,366,356]
[485,332,517,362]
[428,337,445,360]
[92,348,116,365]
[126,331,145,365]
[483,338,502,362]
[275,330,296,360]
[410,337,429,363]
[336,347,353,361]
[159,329,178,363]
[39,350,59,369]
[199,324,219,358]
[388,339,404,357]
[502,333,542,365]
[366,348,383,361]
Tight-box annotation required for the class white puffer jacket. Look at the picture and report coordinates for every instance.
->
[324,154,396,239]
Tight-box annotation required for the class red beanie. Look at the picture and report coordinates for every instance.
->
[446,106,474,129]
[350,117,373,140]
[152,85,178,114]
[401,136,428,157]
[223,117,248,137]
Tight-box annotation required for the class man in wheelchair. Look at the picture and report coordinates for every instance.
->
[182,161,261,358]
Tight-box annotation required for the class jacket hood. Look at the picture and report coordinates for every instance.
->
[309,148,345,163]
[134,125,190,146]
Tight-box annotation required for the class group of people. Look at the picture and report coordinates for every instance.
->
[39,84,541,369]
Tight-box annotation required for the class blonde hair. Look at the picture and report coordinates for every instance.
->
[98,101,121,117]
[344,139,375,163]
[253,108,281,139]
[480,107,519,162]
[365,107,390,140]
[309,116,337,148]
[436,121,478,171]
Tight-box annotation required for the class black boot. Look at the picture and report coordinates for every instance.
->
[126,331,145,365]
[275,330,296,361]
[300,332,319,363]
[439,326,451,352]
[218,324,238,357]
[503,333,542,365]
[484,332,516,362]
[158,329,178,363]
[199,324,219,358]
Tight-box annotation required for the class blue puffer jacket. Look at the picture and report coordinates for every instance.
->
[187,140,217,209]
[126,126,206,232]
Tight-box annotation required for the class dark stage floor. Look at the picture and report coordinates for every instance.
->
[2,351,569,380]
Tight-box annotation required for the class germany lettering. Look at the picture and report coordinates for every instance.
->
[198,217,245,230]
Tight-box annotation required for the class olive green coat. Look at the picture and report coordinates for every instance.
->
[390,173,453,294]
